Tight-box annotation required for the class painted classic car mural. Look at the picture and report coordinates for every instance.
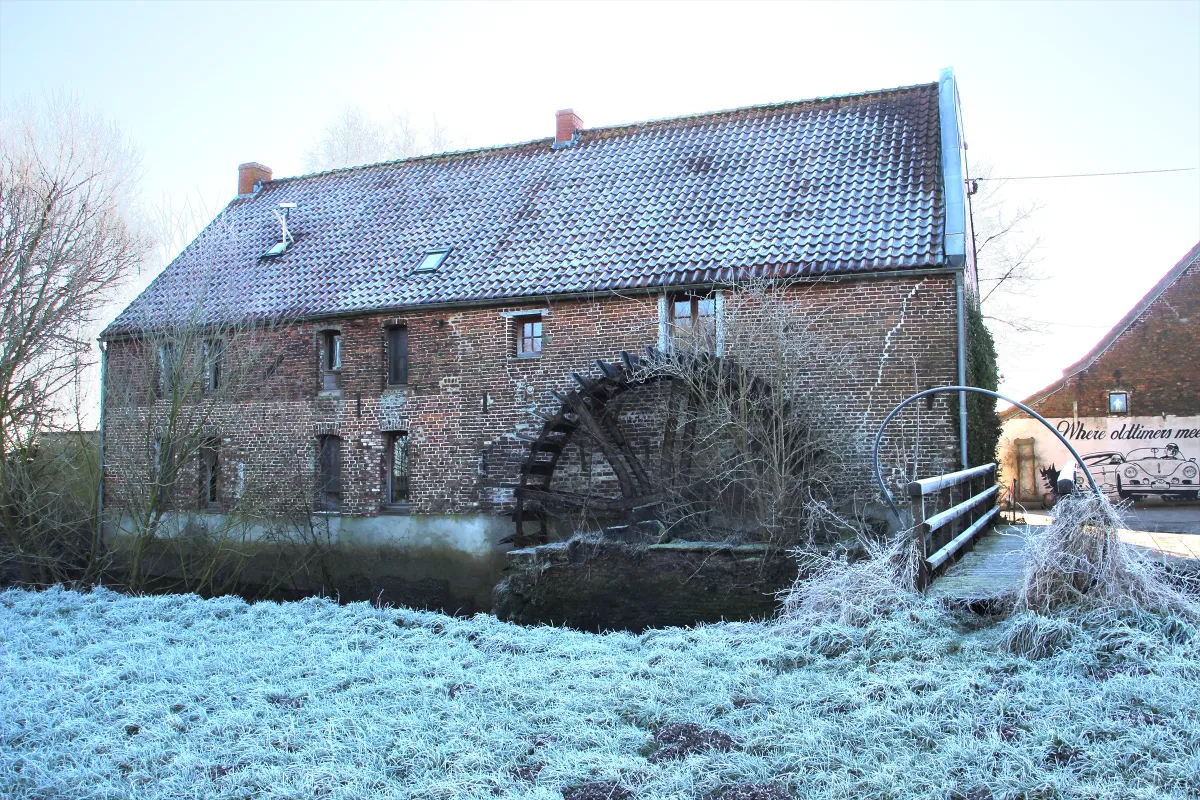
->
[1074,445,1199,501]
[1001,416,1200,507]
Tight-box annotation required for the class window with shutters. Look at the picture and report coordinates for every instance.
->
[387,326,408,386]
[317,435,342,511]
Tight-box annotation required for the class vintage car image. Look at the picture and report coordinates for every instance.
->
[1091,444,1200,501]
[1074,451,1128,496]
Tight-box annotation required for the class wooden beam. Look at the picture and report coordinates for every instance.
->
[908,463,996,498]
[924,484,1000,534]
[927,505,1001,570]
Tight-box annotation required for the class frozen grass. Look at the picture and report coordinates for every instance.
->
[2,586,1199,799]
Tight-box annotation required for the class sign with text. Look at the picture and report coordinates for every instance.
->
[1001,415,1200,502]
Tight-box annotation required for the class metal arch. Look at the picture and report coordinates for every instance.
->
[872,385,1102,521]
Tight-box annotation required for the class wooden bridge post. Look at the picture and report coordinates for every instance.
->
[907,481,930,590]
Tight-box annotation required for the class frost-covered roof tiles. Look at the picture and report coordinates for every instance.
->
[107,82,946,334]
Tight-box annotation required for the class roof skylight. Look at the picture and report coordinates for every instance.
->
[415,247,451,273]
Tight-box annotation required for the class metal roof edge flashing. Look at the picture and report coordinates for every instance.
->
[550,133,580,151]
[939,68,968,269]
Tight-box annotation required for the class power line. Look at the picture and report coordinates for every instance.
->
[976,167,1197,181]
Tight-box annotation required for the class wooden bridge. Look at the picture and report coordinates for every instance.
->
[909,463,1200,604]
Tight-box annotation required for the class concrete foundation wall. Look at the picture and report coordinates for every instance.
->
[492,539,799,631]
[105,512,513,613]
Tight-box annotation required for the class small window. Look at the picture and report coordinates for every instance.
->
[386,432,410,505]
[317,435,342,511]
[198,443,220,509]
[516,315,543,358]
[1109,392,1129,414]
[414,248,451,273]
[322,331,342,391]
[325,331,342,371]
[668,292,717,349]
[204,339,224,392]
[387,327,408,386]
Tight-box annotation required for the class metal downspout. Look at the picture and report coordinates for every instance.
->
[956,271,968,466]
[95,338,106,563]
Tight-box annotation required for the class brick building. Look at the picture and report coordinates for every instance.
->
[1001,241,1200,506]
[101,71,979,608]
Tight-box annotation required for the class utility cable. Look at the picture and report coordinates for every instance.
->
[976,167,1197,181]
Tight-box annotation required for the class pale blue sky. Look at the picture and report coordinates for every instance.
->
[2,0,1198,404]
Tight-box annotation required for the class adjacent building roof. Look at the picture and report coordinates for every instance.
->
[1002,240,1200,418]
[106,82,951,335]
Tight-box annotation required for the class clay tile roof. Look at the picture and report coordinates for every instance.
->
[106,82,946,335]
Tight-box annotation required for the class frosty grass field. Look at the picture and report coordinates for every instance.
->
[1,586,1198,799]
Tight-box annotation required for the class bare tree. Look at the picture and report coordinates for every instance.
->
[304,107,454,172]
[102,211,334,595]
[0,95,147,583]
[645,281,867,549]
[104,315,332,594]
[524,280,870,553]
[971,163,1045,335]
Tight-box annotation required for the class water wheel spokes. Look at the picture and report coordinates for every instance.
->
[505,348,785,548]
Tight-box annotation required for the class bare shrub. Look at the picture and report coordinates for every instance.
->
[104,313,335,595]
[777,532,924,631]
[102,211,334,596]
[0,431,100,586]
[1003,613,1077,659]
[1015,492,1200,617]
[639,279,868,550]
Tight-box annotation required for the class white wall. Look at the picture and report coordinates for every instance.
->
[1000,415,1200,503]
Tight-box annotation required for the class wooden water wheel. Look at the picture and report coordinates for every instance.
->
[504,347,790,548]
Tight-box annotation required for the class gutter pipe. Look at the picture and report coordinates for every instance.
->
[956,272,969,466]
[94,338,106,565]
[940,67,971,467]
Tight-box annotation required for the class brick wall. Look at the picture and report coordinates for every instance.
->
[1021,261,1199,419]
[102,273,962,523]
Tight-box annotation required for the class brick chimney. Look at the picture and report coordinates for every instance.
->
[554,109,583,148]
[238,162,272,196]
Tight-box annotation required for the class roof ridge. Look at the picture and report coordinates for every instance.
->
[1059,240,1200,379]
[270,81,940,185]
[1003,240,1200,417]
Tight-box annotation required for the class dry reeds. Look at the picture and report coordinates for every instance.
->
[1016,491,1199,618]
[778,532,924,630]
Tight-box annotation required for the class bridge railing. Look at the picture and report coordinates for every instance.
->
[908,462,1000,588]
